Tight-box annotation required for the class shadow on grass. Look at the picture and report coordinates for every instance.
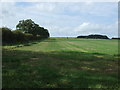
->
[91,52,106,55]
[2,49,119,88]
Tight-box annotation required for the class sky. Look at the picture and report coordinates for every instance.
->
[0,2,118,38]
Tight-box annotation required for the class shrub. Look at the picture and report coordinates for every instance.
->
[1,25,49,44]
[12,30,25,42]
[1,27,14,43]
[24,33,34,41]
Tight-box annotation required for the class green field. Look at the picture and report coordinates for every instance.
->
[2,38,119,88]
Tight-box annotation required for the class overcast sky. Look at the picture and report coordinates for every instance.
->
[0,2,118,38]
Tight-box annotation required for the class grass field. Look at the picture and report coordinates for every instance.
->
[2,38,119,88]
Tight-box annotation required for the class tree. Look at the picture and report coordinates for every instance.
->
[36,27,49,38]
[16,19,35,34]
[77,34,109,39]
[42,29,50,38]
[16,19,50,38]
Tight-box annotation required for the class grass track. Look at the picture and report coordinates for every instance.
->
[2,38,119,88]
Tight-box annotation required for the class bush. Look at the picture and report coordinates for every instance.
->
[24,33,34,41]
[12,30,25,42]
[1,25,49,44]
[1,27,14,43]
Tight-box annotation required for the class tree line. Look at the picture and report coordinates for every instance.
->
[1,19,50,44]
[77,34,109,39]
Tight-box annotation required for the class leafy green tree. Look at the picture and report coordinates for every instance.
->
[42,28,50,38]
[36,27,49,38]
[16,19,34,33]
[16,19,50,38]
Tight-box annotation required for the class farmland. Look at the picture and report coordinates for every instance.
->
[2,38,119,88]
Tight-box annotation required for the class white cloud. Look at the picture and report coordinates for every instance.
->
[75,22,102,33]
[23,3,56,14]
[45,25,74,37]
[0,2,18,28]
[69,2,117,17]
[45,21,118,38]
[0,2,118,38]
[74,22,118,38]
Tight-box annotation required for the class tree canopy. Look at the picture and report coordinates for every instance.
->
[16,19,50,37]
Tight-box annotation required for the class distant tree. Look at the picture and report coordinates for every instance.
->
[77,34,109,39]
[77,36,88,38]
[112,38,120,40]
[88,34,109,39]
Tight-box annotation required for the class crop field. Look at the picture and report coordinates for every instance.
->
[2,38,119,88]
